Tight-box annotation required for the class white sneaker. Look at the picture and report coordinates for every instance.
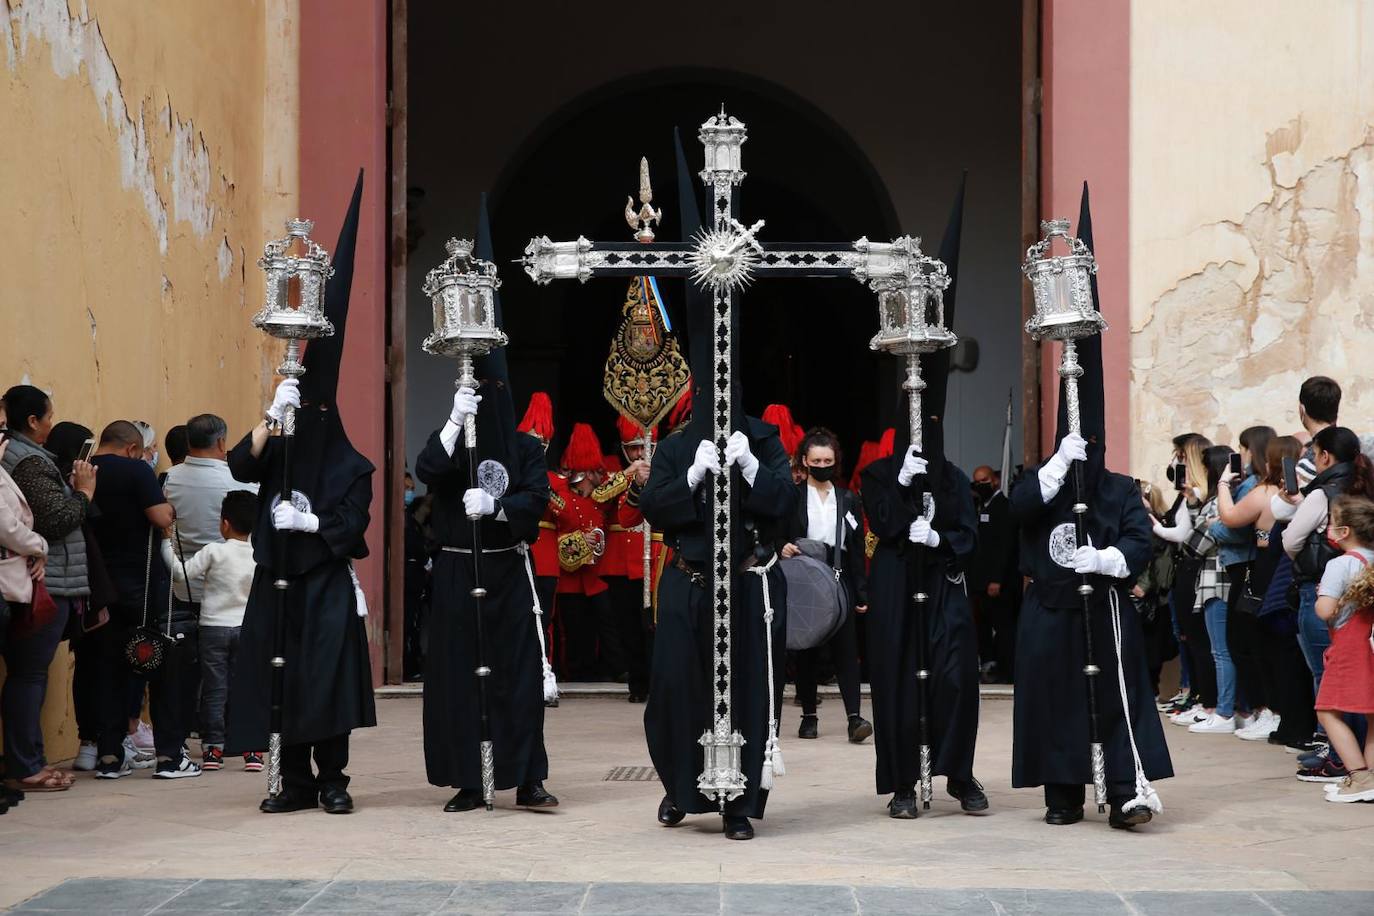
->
[1235,712,1256,731]
[1237,710,1278,741]
[1157,690,1189,712]
[152,756,202,780]
[1171,705,1207,726]
[131,721,155,752]
[1189,713,1237,734]
[73,741,98,771]
[123,735,156,769]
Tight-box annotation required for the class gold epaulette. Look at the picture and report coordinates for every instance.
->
[865,530,878,560]
[538,521,556,530]
[557,530,594,573]
[592,471,629,503]
[549,491,566,512]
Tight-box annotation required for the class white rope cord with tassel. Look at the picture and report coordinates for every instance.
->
[747,552,784,790]
[1107,587,1163,814]
[518,543,559,703]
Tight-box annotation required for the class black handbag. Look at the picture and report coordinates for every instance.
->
[124,529,176,675]
[1292,528,1340,583]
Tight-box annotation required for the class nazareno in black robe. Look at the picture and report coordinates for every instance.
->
[862,455,981,796]
[1009,460,1173,796]
[639,418,796,819]
[224,419,377,755]
[419,431,551,791]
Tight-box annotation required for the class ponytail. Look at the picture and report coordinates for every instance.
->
[1350,453,1374,498]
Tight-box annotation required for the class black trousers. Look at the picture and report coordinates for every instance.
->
[605,576,652,696]
[972,589,1018,681]
[281,732,350,795]
[1224,564,1270,710]
[559,591,624,681]
[1181,607,1216,709]
[1267,624,1317,743]
[1044,781,1134,810]
[796,607,861,717]
[403,559,428,680]
[92,614,187,762]
[73,633,101,742]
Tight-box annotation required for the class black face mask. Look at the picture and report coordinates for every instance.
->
[972,481,996,499]
[807,465,837,482]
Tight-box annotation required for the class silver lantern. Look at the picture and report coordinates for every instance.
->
[422,238,509,448]
[1022,218,1105,343]
[868,241,957,455]
[253,218,335,384]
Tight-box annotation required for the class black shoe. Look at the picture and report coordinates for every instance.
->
[888,789,919,819]
[1109,801,1153,829]
[545,698,560,709]
[1045,807,1084,825]
[948,778,989,813]
[723,815,754,840]
[516,782,559,808]
[798,715,819,739]
[3,787,23,806]
[847,715,873,744]
[260,790,319,814]
[444,788,483,812]
[657,795,685,826]
[320,787,354,814]
[627,692,647,704]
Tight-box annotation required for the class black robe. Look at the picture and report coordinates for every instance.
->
[224,433,376,754]
[418,431,552,791]
[640,418,796,818]
[862,456,981,795]
[1009,465,1173,794]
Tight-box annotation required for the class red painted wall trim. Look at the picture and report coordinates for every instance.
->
[1040,0,1130,470]
[300,0,389,684]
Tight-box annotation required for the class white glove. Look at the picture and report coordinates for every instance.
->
[724,431,760,485]
[1041,432,1088,491]
[463,488,497,518]
[273,502,319,533]
[897,447,927,487]
[450,386,482,426]
[1070,545,1130,578]
[267,378,300,424]
[687,438,722,491]
[908,518,940,548]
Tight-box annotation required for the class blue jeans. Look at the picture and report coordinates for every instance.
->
[1203,597,1236,717]
[1170,593,1191,690]
[1295,582,1329,697]
[2,597,72,779]
[198,625,240,748]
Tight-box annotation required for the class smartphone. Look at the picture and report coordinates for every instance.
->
[1228,453,1243,477]
[1172,461,1187,491]
[1282,456,1299,495]
[77,437,95,463]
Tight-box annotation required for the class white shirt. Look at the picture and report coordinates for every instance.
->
[162,537,256,628]
[806,484,837,546]
[164,456,258,601]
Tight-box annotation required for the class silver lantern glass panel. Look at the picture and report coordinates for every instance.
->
[867,246,956,359]
[253,218,335,379]
[422,237,509,360]
[1022,218,1106,342]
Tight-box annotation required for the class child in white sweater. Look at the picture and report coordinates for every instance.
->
[164,490,259,771]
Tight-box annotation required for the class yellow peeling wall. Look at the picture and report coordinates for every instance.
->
[1129,0,1374,481]
[0,0,299,762]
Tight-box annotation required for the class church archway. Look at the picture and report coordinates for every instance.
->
[486,69,904,464]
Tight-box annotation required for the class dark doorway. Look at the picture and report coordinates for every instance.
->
[486,72,901,462]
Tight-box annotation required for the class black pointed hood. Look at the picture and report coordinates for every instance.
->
[891,172,965,491]
[1054,182,1106,486]
[300,169,363,409]
[673,126,719,442]
[283,169,373,551]
[473,192,520,474]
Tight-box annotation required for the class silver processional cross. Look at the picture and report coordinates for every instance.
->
[522,107,942,807]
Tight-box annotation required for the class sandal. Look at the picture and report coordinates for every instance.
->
[42,766,76,788]
[5,769,72,793]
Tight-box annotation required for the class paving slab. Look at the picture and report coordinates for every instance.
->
[5,696,1374,911]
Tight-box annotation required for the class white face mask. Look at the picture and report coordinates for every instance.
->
[146,450,159,469]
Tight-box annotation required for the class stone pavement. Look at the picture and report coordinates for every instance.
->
[3,695,1373,912]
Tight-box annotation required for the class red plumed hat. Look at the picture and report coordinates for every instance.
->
[517,392,554,443]
[850,440,879,490]
[761,404,804,459]
[876,427,896,459]
[666,388,692,432]
[561,422,604,474]
[616,414,654,446]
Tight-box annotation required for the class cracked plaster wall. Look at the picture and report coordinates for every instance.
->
[1130,0,1374,481]
[0,0,298,758]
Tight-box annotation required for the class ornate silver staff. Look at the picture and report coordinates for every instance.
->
[869,244,956,810]
[1022,218,1108,811]
[423,237,509,811]
[252,219,335,798]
